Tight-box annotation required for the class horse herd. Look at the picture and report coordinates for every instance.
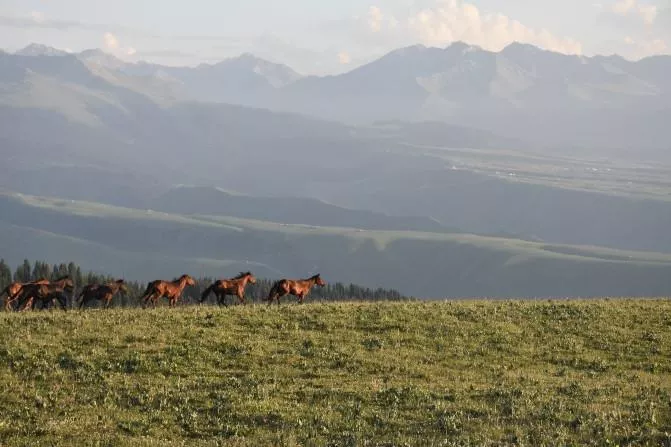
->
[0,272,327,311]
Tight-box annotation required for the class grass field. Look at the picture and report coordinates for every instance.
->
[0,300,670,446]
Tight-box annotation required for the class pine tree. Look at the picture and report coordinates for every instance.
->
[14,259,32,282]
[0,259,12,290]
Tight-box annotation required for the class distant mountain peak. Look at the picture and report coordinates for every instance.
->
[502,41,543,55]
[16,43,68,57]
[77,49,126,70]
[446,41,482,54]
[386,44,428,57]
[206,52,302,87]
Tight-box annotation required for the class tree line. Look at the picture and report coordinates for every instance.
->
[0,259,410,308]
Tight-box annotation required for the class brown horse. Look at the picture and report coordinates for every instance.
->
[2,278,50,311]
[78,279,128,309]
[267,273,326,306]
[140,274,195,308]
[200,271,257,306]
[16,276,75,311]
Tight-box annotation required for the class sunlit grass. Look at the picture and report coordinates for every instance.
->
[0,300,670,446]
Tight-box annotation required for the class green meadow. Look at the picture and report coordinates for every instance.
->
[0,300,670,446]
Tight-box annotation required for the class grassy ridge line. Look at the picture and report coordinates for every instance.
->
[0,300,670,446]
[7,190,671,265]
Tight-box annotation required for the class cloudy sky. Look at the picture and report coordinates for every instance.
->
[1,0,669,74]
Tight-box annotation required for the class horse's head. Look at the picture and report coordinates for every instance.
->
[183,275,196,286]
[313,274,326,287]
[63,278,75,292]
[246,272,257,284]
[116,279,128,294]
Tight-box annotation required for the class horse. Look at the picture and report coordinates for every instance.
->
[1,278,50,311]
[200,271,257,306]
[267,274,326,306]
[140,274,195,308]
[77,279,128,309]
[16,276,75,311]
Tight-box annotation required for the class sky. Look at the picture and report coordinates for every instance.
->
[0,0,670,74]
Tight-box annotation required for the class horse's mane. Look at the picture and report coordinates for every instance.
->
[234,271,252,279]
[53,275,70,281]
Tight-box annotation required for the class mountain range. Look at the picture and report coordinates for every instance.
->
[7,41,670,155]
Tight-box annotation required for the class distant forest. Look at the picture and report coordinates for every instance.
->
[0,259,409,307]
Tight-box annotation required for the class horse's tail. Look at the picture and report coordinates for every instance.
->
[200,284,215,303]
[267,281,282,302]
[140,283,153,300]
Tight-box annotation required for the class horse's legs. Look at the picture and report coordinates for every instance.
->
[56,295,67,311]
[142,293,155,309]
[79,296,87,310]
[5,296,16,312]
[19,297,34,312]
[146,293,159,309]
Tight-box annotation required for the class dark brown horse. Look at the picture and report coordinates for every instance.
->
[267,273,326,306]
[200,272,257,306]
[77,279,128,309]
[16,276,75,311]
[140,274,195,308]
[2,278,50,311]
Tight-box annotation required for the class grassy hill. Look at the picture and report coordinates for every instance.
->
[3,191,671,298]
[0,300,669,445]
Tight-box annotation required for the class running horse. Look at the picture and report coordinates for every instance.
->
[15,276,75,311]
[140,274,195,308]
[200,272,257,306]
[1,278,50,311]
[77,279,128,309]
[267,273,326,306]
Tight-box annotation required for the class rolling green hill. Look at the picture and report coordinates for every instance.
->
[2,191,671,298]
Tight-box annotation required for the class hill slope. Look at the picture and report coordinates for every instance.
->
[0,301,669,445]
[150,186,447,232]
[2,191,671,298]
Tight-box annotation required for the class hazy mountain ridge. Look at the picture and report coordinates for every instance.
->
[3,191,671,298]
[12,42,671,132]
[151,185,448,232]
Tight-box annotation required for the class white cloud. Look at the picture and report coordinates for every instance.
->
[623,35,667,57]
[368,6,383,32]
[611,0,657,24]
[404,0,583,55]
[30,11,45,24]
[103,32,119,50]
[338,51,351,64]
[100,32,139,59]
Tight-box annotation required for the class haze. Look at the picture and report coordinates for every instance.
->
[1,0,670,74]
